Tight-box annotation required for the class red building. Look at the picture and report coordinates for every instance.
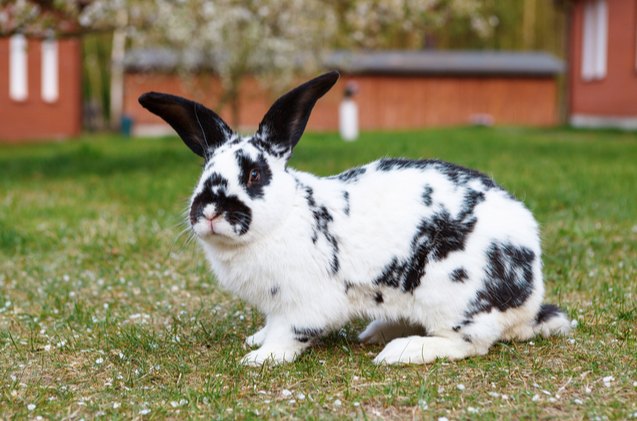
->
[0,35,82,142]
[124,49,563,135]
[567,0,637,129]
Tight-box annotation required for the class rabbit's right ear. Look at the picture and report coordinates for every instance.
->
[255,71,339,159]
[138,92,232,158]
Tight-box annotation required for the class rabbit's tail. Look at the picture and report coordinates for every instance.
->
[533,303,572,337]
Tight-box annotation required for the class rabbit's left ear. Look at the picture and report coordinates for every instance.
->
[256,71,339,158]
[139,92,232,158]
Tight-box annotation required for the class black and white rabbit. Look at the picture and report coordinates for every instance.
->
[139,71,570,365]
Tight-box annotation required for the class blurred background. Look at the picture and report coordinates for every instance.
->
[1,0,635,142]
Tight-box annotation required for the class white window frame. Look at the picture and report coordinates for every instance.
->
[581,0,608,81]
[9,34,28,101]
[41,37,59,103]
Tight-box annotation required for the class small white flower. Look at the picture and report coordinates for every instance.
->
[296,393,305,400]
[467,407,479,414]
[418,399,428,410]
[602,376,614,387]
[438,417,449,421]
[574,398,583,405]
[27,403,36,411]
[570,319,579,329]
[568,338,576,344]
[456,384,465,391]
[281,389,292,397]
[44,344,52,352]
[532,394,540,402]
[333,399,342,407]
[113,402,121,409]
[95,358,104,365]
[139,408,151,415]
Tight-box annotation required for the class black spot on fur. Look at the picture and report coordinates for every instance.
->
[535,303,562,324]
[462,335,473,343]
[293,326,323,343]
[373,257,402,289]
[190,173,228,223]
[418,207,477,262]
[235,150,272,199]
[249,135,288,158]
[376,158,430,172]
[450,268,469,283]
[343,191,350,216]
[189,174,252,235]
[376,158,497,190]
[302,184,340,275]
[270,286,280,297]
[374,291,384,304]
[452,319,473,332]
[344,281,354,294]
[373,193,480,293]
[331,166,367,183]
[422,185,434,206]
[466,242,536,317]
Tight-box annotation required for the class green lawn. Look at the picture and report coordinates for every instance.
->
[1,127,635,419]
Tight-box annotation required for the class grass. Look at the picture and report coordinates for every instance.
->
[0,126,636,419]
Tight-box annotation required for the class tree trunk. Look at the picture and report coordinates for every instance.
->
[109,9,128,131]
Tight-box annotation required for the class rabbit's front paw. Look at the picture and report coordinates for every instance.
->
[240,346,300,366]
[245,325,268,347]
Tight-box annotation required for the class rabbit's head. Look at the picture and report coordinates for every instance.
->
[139,71,339,245]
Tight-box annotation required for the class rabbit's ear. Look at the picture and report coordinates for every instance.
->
[256,71,339,157]
[139,92,232,158]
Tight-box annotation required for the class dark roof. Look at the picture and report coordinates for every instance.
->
[325,50,564,76]
[124,48,215,72]
[125,48,564,77]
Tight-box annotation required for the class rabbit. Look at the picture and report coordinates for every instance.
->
[138,71,571,366]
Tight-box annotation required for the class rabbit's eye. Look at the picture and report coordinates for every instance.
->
[248,168,261,185]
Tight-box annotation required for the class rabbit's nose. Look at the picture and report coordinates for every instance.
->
[202,205,219,220]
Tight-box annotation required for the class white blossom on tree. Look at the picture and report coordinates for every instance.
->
[1,0,495,127]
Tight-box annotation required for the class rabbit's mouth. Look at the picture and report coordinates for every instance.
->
[192,214,220,238]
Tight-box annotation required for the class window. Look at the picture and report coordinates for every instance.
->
[41,38,59,103]
[9,34,28,101]
[581,0,608,81]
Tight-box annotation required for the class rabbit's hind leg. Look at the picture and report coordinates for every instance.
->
[373,312,502,365]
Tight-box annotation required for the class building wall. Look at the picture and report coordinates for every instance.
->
[569,0,637,121]
[0,37,82,142]
[125,72,558,135]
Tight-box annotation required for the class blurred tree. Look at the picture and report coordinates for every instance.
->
[1,0,565,129]
[332,0,495,49]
